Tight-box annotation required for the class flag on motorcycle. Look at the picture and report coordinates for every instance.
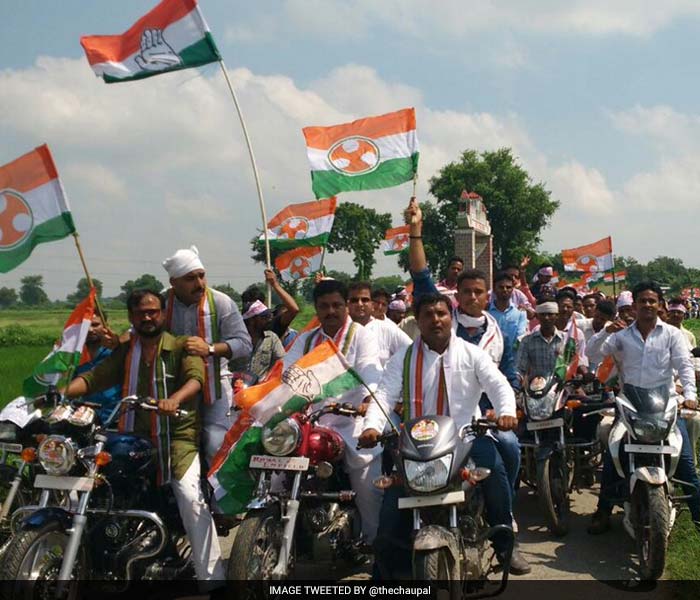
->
[303,108,419,199]
[0,145,76,273]
[553,318,586,381]
[562,237,613,273]
[23,289,97,397]
[260,197,337,251]
[275,246,324,282]
[80,0,220,84]
[381,225,410,255]
[207,340,363,514]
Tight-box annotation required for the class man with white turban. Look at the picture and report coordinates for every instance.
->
[162,246,252,464]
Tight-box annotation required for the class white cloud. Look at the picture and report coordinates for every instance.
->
[242,1,700,42]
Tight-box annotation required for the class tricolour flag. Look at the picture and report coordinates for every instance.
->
[275,246,323,282]
[208,340,363,514]
[303,108,419,199]
[603,270,627,283]
[80,0,220,84]
[0,145,76,274]
[381,225,410,255]
[260,197,336,251]
[562,236,613,273]
[23,289,96,397]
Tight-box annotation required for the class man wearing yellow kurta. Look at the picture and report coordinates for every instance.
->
[66,289,225,586]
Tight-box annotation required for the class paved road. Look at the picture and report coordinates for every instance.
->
[218,483,642,583]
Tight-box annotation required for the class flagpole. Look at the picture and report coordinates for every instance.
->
[72,233,107,324]
[412,171,418,198]
[611,255,617,297]
[217,59,272,306]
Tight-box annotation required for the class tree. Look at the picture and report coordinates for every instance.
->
[0,287,17,308]
[212,283,241,305]
[19,275,49,306]
[119,274,165,302]
[327,202,392,279]
[66,277,103,306]
[429,148,559,267]
[371,275,406,293]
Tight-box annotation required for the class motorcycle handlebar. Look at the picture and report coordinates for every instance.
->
[120,396,189,418]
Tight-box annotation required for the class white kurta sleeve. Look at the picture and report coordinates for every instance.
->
[473,347,517,418]
[363,346,408,433]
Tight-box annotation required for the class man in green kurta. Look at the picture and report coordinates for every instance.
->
[66,289,225,585]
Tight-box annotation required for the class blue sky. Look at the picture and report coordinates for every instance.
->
[2,1,700,298]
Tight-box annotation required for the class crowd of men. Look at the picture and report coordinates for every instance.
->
[68,197,700,589]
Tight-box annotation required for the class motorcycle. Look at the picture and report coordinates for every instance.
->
[519,374,608,536]
[228,401,364,588]
[0,396,191,599]
[375,416,513,600]
[604,384,684,581]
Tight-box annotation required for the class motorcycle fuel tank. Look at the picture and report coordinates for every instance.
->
[306,425,345,465]
[104,432,156,481]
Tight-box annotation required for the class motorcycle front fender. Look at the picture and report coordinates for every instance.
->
[20,506,73,532]
[630,467,668,493]
[535,444,556,462]
[246,494,276,511]
[413,524,460,565]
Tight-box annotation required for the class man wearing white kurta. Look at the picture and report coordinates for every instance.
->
[359,292,521,575]
[162,246,253,464]
[285,279,384,543]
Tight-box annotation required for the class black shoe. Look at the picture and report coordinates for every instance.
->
[587,510,611,535]
[509,548,532,575]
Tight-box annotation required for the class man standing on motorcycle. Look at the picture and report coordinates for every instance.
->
[586,281,700,534]
[359,292,519,576]
[404,198,530,574]
[284,279,384,544]
[161,246,252,464]
[65,289,226,586]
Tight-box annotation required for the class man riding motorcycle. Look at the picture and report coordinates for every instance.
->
[359,292,518,577]
[586,281,700,534]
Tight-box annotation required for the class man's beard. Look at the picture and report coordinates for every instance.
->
[136,323,164,338]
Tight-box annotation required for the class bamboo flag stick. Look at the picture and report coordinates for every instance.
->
[217,60,272,306]
[72,233,107,324]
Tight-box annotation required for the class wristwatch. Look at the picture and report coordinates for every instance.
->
[207,344,215,356]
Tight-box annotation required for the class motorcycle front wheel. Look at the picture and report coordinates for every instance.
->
[413,548,460,600]
[536,454,570,536]
[228,505,285,598]
[633,483,669,581]
[0,521,86,600]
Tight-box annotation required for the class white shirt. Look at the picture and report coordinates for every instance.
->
[587,319,696,401]
[285,316,383,468]
[365,317,412,368]
[363,331,516,434]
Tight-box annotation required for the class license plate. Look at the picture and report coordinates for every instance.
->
[527,417,564,431]
[398,490,465,510]
[0,443,22,454]
[624,444,674,455]
[249,455,309,471]
[34,474,94,492]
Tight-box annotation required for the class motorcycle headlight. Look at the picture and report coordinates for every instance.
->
[38,435,76,475]
[526,390,557,421]
[629,414,672,444]
[403,454,453,493]
[261,418,301,456]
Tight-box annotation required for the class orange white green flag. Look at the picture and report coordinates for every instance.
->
[207,340,363,514]
[603,270,627,283]
[381,225,410,255]
[260,197,337,251]
[80,0,220,84]
[275,246,324,283]
[0,145,76,274]
[562,236,613,273]
[302,107,419,199]
[23,289,96,397]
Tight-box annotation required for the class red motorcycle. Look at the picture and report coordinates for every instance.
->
[227,401,363,586]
